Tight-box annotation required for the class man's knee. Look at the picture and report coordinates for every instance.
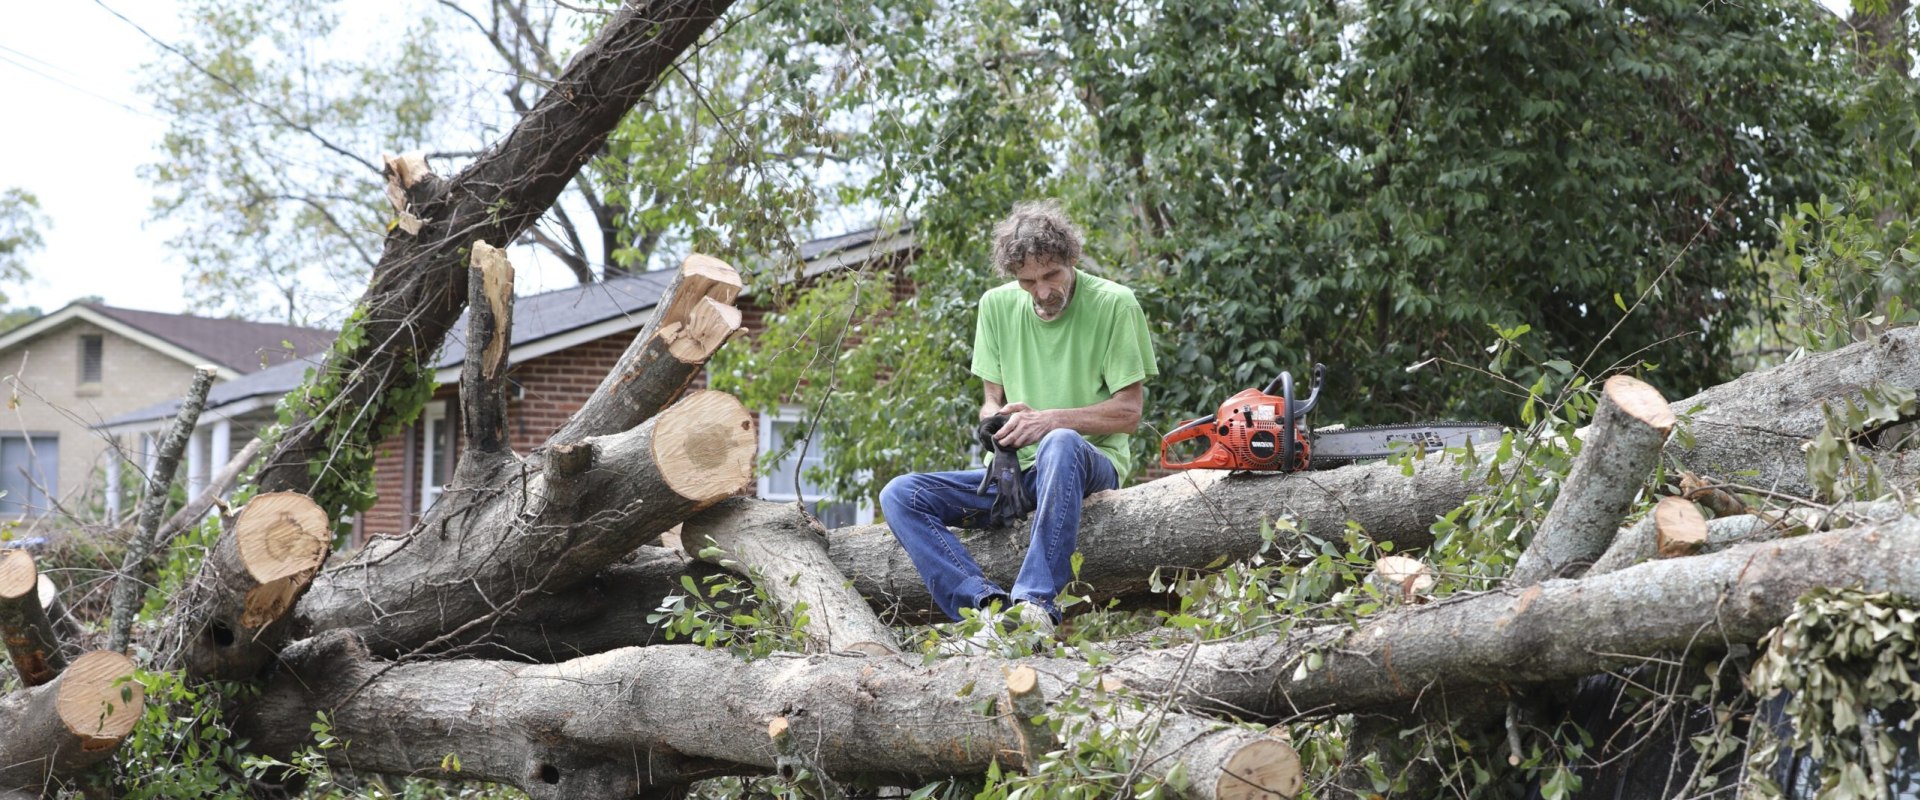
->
[879,473,921,512]
[1035,428,1088,457]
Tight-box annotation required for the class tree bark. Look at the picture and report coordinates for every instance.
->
[170,0,733,683]
[0,549,63,686]
[109,364,218,653]
[1104,515,1920,719]
[295,390,756,657]
[461,241,516,458]
[686,498,899,655]
[235,631,1301,800]
[0,651,143,795]
[1510,375,1673,585]
[162,493,333,680]
[550,253,744,445]
[1668,327,1920,498]
[821,453,1489,619]
[249,0,734,500]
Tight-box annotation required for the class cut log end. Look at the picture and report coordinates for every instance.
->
[1006,665,1040,697]
[680,254,743,303]
[1603,374,1675,433]
[1216,738,1304,800]
[652,391,757,503]
[235,492,332,584]
[663,297,744,362]
[1369,555,1435,601]
[56,651,143,745]
[0,548,34,600]
[768,716,791,741]
[1654,497,1708,558]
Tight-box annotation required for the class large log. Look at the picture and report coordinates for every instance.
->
[0,550,63,685]
[296,390,756,657]
[1509,375,1672,584]
[234,631,1300,800]
[162,492,333,680]
[686,498,899,655]
[1670,326,1920,497]
[181,0,735,683]
[1105,514,1920,719]
[822,454,1489,618]
[0,651,143,795]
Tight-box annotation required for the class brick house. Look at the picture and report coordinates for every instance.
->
[100,225,918,542]
[0,304,332,523]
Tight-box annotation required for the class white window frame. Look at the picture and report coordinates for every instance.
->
[419,400,451,513]
[756,408,873,526]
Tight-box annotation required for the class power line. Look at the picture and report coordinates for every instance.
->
[0,42,164,122]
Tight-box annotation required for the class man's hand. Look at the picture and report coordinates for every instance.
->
[993,405,1056,448]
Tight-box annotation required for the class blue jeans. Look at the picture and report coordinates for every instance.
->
[879,429,1119,622]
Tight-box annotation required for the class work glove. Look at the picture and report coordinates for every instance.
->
[974,414,1035,528]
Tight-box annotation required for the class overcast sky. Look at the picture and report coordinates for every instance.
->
[0,0,1867,320]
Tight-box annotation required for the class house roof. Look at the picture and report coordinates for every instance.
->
[0,303,335,380]
[98,224,920,433]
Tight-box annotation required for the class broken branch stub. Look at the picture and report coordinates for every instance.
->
[0,549,64,685]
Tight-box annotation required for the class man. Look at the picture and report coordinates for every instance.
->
[879,200,1157,635]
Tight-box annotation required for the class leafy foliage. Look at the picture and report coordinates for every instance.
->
[142,0,458,323]
[724,0,1862,502]
[0,187,44,308]
[1748,589,1920,799]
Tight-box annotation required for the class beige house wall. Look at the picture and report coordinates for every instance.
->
[0,320,201,520]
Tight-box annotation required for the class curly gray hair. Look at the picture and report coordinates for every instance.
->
[990,200,1084,276]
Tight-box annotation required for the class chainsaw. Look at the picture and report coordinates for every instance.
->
[1159,363,1503,472]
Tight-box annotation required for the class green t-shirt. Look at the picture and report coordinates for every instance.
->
[970,269,1159,478]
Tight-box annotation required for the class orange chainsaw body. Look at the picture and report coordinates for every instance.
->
[1159,386,1313,471]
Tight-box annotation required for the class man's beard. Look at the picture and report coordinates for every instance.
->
[1034,296,1066,319]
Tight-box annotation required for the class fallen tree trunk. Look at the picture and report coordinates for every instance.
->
[233,513,1920,798]
[551,254,744,444]
[0,651,143,795]
[1104,514,1920,719]
[235,630,1303,800]
[1670,326,1920,498]
[821,455,1489,618]
[0,549,63,686]
[686,498,899,655]
[295,390,756,657]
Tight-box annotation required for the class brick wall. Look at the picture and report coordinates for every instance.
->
[359,333,638,541]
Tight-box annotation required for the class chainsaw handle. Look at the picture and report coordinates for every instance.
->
[1278,371,1296,472]
[1159,414,1223,469]
[1294,363,1326,416]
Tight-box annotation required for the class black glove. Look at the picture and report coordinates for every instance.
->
[974,415,1035,528]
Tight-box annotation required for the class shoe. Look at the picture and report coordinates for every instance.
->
[1014,602,1056,638]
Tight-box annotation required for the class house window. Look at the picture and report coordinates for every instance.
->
[757,410,871,528]
[419,401,453,513]
[78,335,103,384]
[0,435,58,517]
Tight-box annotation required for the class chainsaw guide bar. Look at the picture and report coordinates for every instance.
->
[1159,363,1503,472]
